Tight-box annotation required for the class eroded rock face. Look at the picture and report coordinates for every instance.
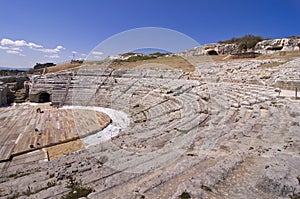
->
[0,76,28,90]
[177,46,206,56]
[179,37,300,57]
[178,43,238,56]
[0,81,8,106]
[0,76,29,105]
[217,43,238,54]
[255,38,300,52]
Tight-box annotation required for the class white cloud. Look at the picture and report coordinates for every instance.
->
[35,45,65,53]
[34,46,66,53]
[94,55,102,59]
[1,38,27,47]
[0,38,65,54]
[81,53,87,56]
[45,54,60,58]
[28,42,43,49]
[56,45,64,50]
[1,38,15,46]
[0,40,25,56]
[72,51,77,54]
[14,40,27,47]
[92,51,103,55]
[50,54,59,58]
[38,48,56,53]
[0,42,23,54]
[0,46,9,50]
[6,50,19,54]
[6,50,25,56]
[10,47,22,52]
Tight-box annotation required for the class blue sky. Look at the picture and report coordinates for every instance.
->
[0,0,299,68]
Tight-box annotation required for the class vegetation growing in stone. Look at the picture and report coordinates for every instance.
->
[63,176,94,199]
[287,35,300,39]
[125,54,157,62]
[23,186,34,196]
[113,54,157,63]
[179,191,191,199]
[114,52,168,63]
[219,34,265,50]
[0,69,27,76]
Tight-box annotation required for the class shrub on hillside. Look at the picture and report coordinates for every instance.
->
[219,34,264,50]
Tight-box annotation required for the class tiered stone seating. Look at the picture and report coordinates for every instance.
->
[2,56,300,199]
[210,83,278,108]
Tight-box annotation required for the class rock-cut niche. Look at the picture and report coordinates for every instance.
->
[207,50,218,55]
[38,92,51,103]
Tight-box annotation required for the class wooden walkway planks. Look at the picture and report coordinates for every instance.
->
[0,104,111,162]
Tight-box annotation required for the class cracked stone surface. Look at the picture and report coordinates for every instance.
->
[0,56,300,199]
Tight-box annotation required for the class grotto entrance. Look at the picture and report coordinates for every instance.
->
[207,50,218,55]
[38,92,51,103]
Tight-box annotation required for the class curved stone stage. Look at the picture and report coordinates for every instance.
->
[0,104,111,162]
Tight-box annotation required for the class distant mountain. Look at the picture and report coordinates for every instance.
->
[0,67,30,71]
[132,48,171,54]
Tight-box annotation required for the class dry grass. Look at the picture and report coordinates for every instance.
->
[256,51,300,68]
[109,56,196,72]
[257,50,300,60]
[259,61,287,68]
[210,55,232,62]
[46,139,85,160]
[45,62,82,74]
[43,51,300,73]
[43,56,196,73]
[205,50,300,63]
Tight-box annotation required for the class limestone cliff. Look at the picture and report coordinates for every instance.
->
[255,38,300,52]
[178,37,300,56]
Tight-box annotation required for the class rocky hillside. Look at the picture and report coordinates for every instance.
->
[177,36,300,56]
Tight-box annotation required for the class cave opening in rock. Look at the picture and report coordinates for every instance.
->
[266,46,283,51]
[39,92,51,103]
[207,50,218,55]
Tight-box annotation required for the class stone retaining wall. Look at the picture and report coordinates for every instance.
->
[273,80,300,91]
[0,82,8,106]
